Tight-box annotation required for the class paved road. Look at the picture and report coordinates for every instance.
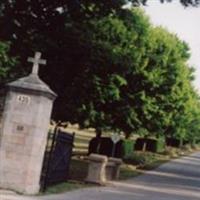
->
[1,152,200,200]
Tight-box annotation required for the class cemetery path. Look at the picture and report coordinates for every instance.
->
[1,151,200,200]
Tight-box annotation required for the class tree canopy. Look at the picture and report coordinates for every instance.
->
[0,0,200,144]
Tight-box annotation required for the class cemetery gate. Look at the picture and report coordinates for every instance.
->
[40,127,75,191]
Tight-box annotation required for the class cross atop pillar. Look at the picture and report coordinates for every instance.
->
[28,52,46,75]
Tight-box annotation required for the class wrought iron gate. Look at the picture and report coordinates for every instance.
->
[40,127,75,192]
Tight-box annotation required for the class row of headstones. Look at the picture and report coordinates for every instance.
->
[88,137,165,158]
[88,136,186,157]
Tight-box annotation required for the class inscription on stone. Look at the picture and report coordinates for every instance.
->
[12,123,27,135]
[17,125,24,132]
[17,95,31,105]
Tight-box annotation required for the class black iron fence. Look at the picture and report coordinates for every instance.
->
[40,127,75,192]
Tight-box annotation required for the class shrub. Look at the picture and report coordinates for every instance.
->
[134,138,165,153]
[122,139,135,158]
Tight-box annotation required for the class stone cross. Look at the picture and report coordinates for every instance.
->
[28,52,46,75]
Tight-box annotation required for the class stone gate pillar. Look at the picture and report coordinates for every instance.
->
[0,52,57,194]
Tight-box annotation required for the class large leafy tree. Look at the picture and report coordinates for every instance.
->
[0,0,199,140]
[59,9,151,134]
[0,0,198,88]
[52,8,198,141]
[137,26,192,137]
[186,100,200,145]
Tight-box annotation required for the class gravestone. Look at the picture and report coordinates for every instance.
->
[0,52,57,194]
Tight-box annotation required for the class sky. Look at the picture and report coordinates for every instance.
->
[143,1,200,91]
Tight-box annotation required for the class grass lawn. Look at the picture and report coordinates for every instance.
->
[69,158,89,181]
[43,181,89,194]
[119,164,142,180]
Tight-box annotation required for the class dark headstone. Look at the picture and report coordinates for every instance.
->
[88,137,123,158]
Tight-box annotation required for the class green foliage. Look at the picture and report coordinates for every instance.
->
[123,139,135,158]
[43,182,88,194]
[0,41,16,117]
[139,27,192,137]
[0,42,16,85]
[156,137,166,153]
[0,0,200,145]
[123,151,167,166]
[60,9,152,133]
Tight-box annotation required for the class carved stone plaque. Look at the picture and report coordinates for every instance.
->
[17,95,31,105]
